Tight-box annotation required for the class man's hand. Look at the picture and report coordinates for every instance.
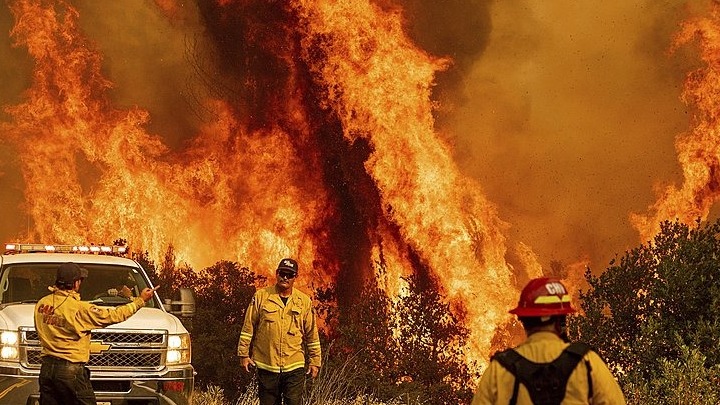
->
[119,285,133,298]
[139,286,159,302]
[307,365,319,378]
[241,357,256,372]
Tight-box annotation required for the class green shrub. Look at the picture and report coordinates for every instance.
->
[623,339,720,405]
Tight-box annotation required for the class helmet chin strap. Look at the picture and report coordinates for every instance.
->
[528,316,566,338]
[556,316,570,342]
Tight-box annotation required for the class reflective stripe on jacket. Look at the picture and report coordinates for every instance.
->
[33,287,146,363]
[237,285,321,373]
[472,331,626,405]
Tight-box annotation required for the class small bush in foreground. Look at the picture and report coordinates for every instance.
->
[194,384,421,405]
[193,355,426,405]
[623,340,720,405]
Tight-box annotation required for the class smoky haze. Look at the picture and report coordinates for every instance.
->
[0,4,30,241]
[0,0,708,275]
[412,1,703,273]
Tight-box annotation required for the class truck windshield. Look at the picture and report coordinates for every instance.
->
[0,263,156,307]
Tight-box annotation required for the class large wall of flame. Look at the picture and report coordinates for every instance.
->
[0,0,520,367]
[2,0,720,368]
[2,0,707,274]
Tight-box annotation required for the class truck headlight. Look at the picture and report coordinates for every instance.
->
[0,330,19,361]
[166,333,190,365]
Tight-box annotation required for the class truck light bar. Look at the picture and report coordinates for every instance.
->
[4,243,128,256]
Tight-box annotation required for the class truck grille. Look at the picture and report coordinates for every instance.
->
[21,328,167,370]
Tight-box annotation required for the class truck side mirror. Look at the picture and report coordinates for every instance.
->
[164,288,195,318]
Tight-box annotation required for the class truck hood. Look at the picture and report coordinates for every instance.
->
[0,304,188,334]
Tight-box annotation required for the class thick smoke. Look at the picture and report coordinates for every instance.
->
[438,1,705,272]
[72,0,204,147]
[0,5,29,241]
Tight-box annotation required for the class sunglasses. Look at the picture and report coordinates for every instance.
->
[277,271,297,280]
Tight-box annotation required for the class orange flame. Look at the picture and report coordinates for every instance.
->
[293,0,517,365]
[3,0,337,284]
[2,0,519,369]
[632,4,720,241]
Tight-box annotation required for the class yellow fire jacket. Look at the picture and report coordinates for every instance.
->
[472,331,626,405]
[33,287,146,363]
[237,285,322,373]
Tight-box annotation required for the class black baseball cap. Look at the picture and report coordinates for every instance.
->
[55,262,88,287]
[277,258,299,275]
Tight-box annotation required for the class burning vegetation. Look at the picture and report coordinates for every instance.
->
[0,0,516,375]
[3,0,720,401]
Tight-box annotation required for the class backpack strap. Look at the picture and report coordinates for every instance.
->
[492,349,526,405]
[565,343,593,402]
[492,342,593,405]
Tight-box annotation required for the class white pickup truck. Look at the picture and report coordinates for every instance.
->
[0,243,195,405]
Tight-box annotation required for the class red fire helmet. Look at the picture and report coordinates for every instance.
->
[509,277,576,317]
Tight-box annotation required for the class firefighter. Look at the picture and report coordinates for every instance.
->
[471,277,626,405]
[237,258,322,405]
[34,262,157,405]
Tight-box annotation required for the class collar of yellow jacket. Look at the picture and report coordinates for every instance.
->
[47,286,81,300]
[525,330,563,343]
[269,285,301,305]
[271,284,295,297]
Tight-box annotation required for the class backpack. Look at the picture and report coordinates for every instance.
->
[492,342,593,405]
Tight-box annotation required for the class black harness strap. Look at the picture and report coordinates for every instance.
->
[494,349,525,404]
[492,342,593,405]
[565,343,594,403]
